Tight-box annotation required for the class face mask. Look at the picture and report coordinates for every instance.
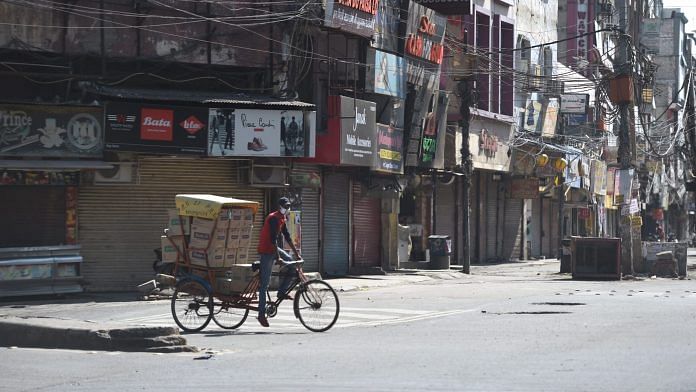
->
[279,207,288,215]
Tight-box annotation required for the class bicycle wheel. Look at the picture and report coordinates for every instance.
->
[294,280,339,332]
[171,279,213,332]
[212,302,249,329]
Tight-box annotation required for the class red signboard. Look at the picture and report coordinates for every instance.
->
[140,108,173,141]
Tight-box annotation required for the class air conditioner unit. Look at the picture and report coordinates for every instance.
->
[249,163,288,187]
[94,163,135,183]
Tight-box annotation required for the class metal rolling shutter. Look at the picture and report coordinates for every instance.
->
[0,187,66,247]
[485,174,498,262]
[78,157,264,292]
[435,180,456,259]
[322,173,349,276]
[352,182,381,268]
[292,163,320,273]
[502,197,523,261]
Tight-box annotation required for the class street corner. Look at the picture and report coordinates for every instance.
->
[0,315,198,353]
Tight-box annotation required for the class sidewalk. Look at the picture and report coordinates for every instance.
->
[0,265,479,353]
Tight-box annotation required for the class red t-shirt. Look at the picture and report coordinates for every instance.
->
[257,210,289,254]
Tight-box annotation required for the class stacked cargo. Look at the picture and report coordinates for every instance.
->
[160,209,190,264]
[161,207,254,269]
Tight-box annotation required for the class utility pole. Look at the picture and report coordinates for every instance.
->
[615,0,635,276]
[458,79,472,274]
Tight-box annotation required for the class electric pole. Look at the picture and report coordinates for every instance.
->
[458,79,472,274]
[615,0,635,276]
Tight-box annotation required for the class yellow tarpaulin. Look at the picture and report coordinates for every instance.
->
[175,194,259,219]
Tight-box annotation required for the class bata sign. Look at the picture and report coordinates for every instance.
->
[105,102,207,154]
[404,2,446,65]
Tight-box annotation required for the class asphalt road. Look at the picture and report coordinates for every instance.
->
[2,262,696,391]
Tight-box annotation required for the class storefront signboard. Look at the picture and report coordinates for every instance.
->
[0,104,103,158]
[509,178,539,199]
[332,96,377,166]
[419,92,449,168]
[0,171,79,186]
[105,102,207,154]
[404,1,446,65]
[373,124,404,174]
[208,108,314,157]
[560,94,589,114]
[324,0,378,38]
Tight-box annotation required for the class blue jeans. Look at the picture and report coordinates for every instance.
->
[258,248,296,318]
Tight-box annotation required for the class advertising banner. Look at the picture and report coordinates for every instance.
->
[324,0,378,38]
[523,98,543,133]
[105,102,207,154]
[372,0,401,52]
[208,108,311,157]
[337,96,377,166]
[367,49,406,98]
[541,98,560,137]
[590,159,607,195]
[0,104,103,158]
[373,123,404,174]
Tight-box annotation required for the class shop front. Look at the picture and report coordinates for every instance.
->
[467,116,515,263]
[0,103,106,296]
[78,99,315,291]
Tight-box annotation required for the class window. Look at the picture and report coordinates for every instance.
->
[473,8,514,116]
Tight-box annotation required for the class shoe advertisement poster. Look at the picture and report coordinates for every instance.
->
[208,108,306,157]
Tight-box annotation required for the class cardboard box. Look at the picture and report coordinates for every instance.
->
[189,249,208,267]
[190,227,228,250]
[229,209,244,229]
[236,248,249,264]
[188,248,227,268]
[166,209,190,235]
[207,247,227,268]
[161,235,185,263]
[238,232,252,248]
[226,228,241,248]
[224,248,238,265]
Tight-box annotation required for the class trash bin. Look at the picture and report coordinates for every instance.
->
[428,235,451,269]
[560,238,572,273]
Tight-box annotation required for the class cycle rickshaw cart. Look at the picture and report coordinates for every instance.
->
[164,194,339,333]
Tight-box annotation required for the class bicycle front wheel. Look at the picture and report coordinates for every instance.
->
[171,279,213,332]
[212,302,249,329]
[294,280,339,332]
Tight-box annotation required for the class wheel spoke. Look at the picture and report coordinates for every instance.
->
[171,280,213,333]
[294,280,339,332]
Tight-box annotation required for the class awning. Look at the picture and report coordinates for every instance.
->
[0,160,114,170]
[89,85,316,109]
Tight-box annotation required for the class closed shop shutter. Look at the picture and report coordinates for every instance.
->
[291,163,320,273]
[0,187,65,247]
[485,174,499,261]
[435,180,456,259]
[352,182,381,268]
[322,173,349,276]
[78,156,265,292]
[502,197,523,261]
